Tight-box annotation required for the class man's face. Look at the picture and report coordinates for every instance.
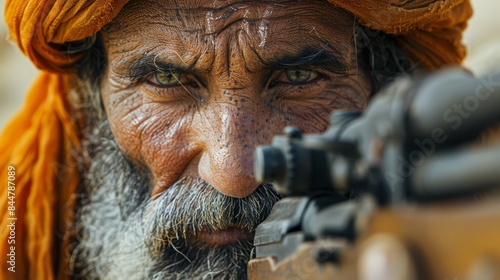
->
[75,0,371,278]
[102,0,371,197]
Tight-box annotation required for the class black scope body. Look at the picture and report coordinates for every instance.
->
[254,69,500,200]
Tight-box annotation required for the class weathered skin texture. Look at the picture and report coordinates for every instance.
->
[100,0,371,199]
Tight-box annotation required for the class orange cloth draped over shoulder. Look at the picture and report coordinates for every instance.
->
[0,0,472,279]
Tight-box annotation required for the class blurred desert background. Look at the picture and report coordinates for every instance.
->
[1,0,500,130]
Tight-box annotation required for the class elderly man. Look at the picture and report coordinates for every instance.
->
[0,0,471,279]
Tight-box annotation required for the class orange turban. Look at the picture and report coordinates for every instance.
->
[0,0,472,279]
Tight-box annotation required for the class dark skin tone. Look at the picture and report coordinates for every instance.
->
[100,0,371,200]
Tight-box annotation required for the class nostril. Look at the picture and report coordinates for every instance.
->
[198,151,260,198]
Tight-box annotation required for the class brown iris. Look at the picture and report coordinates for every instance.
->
[154,71,181,86]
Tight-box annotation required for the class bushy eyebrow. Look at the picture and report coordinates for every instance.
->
[130,55,191,75]
[126,46,348,83]
[268,47,348,74]
[127,55,193,84]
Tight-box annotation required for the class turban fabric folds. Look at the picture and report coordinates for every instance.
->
[1,1,129,279]
[0,0,472,279]
[328,0,473,70]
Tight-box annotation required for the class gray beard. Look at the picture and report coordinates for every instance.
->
[69,82,281,280]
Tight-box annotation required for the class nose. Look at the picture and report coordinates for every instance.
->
[197,97,275,198]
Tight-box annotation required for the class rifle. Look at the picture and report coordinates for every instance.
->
[248,68,500,280]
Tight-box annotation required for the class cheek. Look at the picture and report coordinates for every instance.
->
[137,105,197,184]
[276,77,371,133]
[283,102,332,133]
[100,74,144,159]
[101,80,198,185]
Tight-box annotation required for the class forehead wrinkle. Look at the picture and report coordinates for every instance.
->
[108,0,358,78]
[204,1,289,36]
[232,29,267,77]
[127,1,286,35]
[116,0,353,36]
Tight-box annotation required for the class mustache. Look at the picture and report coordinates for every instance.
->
[139,177,281,253]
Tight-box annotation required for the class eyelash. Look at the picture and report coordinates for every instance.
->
[268,69,324,88]
[129,67,195,92]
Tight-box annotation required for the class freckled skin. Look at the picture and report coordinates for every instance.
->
[100,0,372,198]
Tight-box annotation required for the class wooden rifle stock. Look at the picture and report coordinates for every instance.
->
[249,197,500,280]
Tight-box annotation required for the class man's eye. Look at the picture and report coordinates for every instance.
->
[153,71,181,86]
[285,69,318,84]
